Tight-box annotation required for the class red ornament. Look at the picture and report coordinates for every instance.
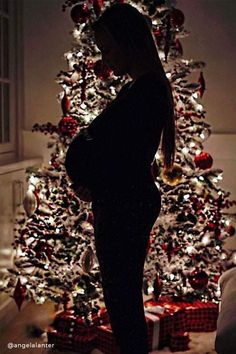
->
[226,225,235,237]
[13,278,26,310]
[81,247,95,274]
[61,91,70,116]
[153,28,162,46]
[93,0,103,17]
[94,60,112,80]
[34,241,53,260]
[70,3,90,24]
[23,190,38,217]
[188,269,208,290]
[171,8,185,27]
[58,116,78,137]
[198,71,206,98]
[194,152,213,170]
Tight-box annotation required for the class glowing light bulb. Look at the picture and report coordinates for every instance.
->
[183,194,190,201]
[225,219,230,226]
[186,245,194,253]
[189,142,195,148]
[166,72,171,79]
[182,147,189,154]
[202,234,210,246]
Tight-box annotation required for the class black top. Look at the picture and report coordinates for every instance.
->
[87,71,172,199]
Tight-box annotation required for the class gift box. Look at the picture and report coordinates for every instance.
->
[47,328,97,354]
[146,299,219,333]
[145,301,185,347]
[182,301,219,332]
[96,311,167,353]
[169,331,190,352]
[52,307,109,336]
[96,324,119,354]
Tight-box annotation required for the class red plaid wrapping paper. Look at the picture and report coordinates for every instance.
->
[146,299,219,332]
[169,331,190,352]
[96,324,119,354]
[52,307,109,336]
[47,328,97,354]
[180,301,219,332]
[96,312,166,352]
[145,300,185,346]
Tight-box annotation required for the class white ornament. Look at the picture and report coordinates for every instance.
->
[23,190,37,217]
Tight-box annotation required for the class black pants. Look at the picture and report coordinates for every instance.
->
[92,185,161,354]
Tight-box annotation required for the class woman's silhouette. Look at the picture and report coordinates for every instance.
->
[66,3,175,354]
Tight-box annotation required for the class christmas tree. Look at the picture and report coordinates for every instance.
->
[1,0,236,318]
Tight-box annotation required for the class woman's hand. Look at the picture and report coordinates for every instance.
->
[74,185,92,202]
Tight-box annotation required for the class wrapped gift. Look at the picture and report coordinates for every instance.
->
[169,331,190,352]
[48,330,74,351]
[145,300,185,347]
[47,328,97,354]
[52,307,109,336]
[96,324,119,354]
[146,298,219,333]
[96,311,167,353]
[182,301,219,332]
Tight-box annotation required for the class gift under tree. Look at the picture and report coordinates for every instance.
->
[1,0,236,345]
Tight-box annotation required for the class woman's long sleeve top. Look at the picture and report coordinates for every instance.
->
[87,71,173,199]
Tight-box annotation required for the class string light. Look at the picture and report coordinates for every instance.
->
[182,147,189,154]
[202,234,210,246]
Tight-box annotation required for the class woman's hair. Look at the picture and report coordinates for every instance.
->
[92,3,175,169]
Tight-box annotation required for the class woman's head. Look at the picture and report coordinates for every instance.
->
[92,3,163,77]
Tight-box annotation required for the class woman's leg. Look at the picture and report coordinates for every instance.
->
[93,194,161,354]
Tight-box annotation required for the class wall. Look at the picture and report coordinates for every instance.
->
[23,0,72,129]
[177,0,236,133]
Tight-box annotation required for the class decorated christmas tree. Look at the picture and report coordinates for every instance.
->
[1,0,236,321]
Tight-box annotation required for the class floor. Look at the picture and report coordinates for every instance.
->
[0,300,217,354]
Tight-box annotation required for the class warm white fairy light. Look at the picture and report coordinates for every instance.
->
[65,52,73,60]
[29,175,39,186]
[186,245,194,253]
[182,147,189,154]
[202,234,210,246]
[189,142,195,148]
[215,245,221,251]
[192,92,198,99]
[225,219,231,226]
[183,194,190,201]
[81,102,87,110]
[166,72,171,79]
[196,104,203,112]
[215,285,221,298]
[200,133,205,139]
[199,176,204,181]
[169,274,175,281]
[73,28,81,40]
[196,149,201,155]
[48,216,54,225]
